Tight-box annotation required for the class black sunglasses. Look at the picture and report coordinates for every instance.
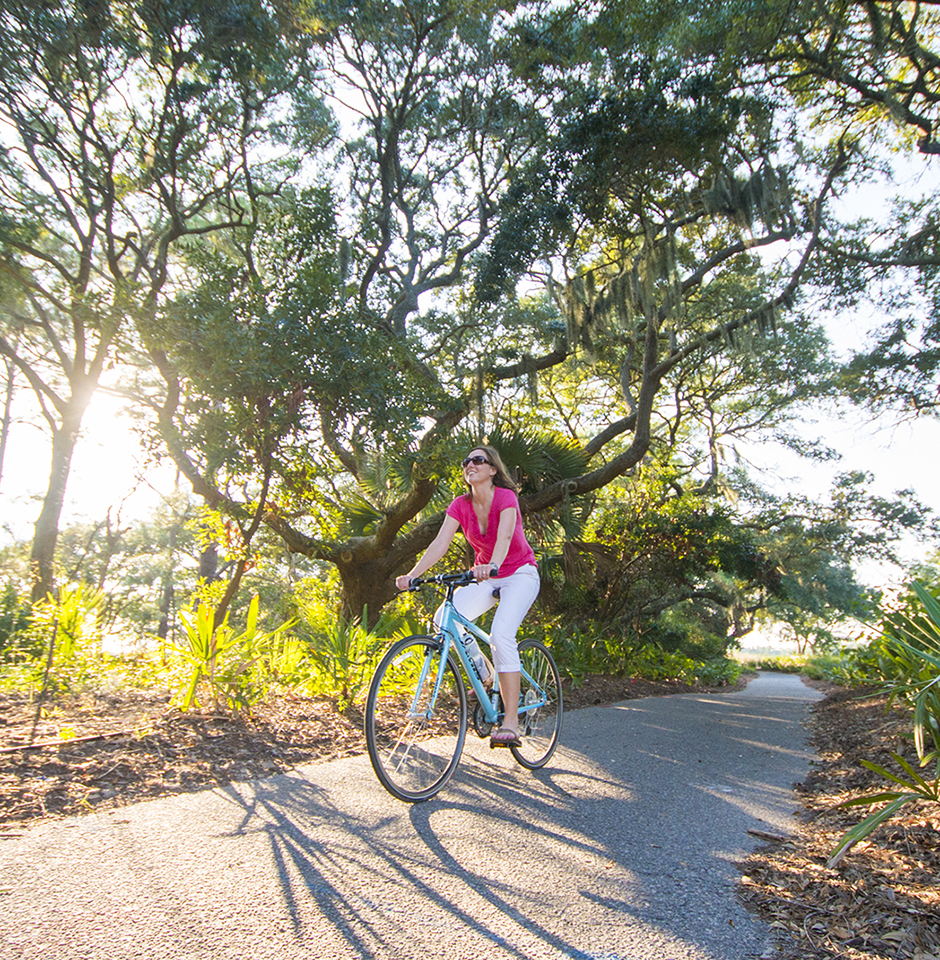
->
[461,455,491,467]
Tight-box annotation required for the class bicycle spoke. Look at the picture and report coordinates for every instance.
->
[365,636,467,802]
[510,639,563,769]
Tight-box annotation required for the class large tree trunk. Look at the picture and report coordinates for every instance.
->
[29,406,86,602]
[337,556,404,630]
[0,360,14,490]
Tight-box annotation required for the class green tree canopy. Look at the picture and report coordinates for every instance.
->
[7,0,937,644]
[138,0,900,624]
[0,0,322,600]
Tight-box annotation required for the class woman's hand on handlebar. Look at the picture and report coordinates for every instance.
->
[396,568,496,590]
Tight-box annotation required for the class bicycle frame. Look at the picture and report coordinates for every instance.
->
[424,575,550,726]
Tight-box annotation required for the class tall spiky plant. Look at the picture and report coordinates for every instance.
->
[829,581,940,867]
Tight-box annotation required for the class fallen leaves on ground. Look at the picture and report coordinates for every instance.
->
[0,691,366,823]
[0,672,712,824]
[738,686,940,960]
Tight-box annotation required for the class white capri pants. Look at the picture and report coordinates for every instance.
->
[434,564,540,673]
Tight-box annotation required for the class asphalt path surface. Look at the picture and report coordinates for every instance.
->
[0,671,824,960]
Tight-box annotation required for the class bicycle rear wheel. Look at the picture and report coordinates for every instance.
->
[511,638,563,769]
[365,635,467,802]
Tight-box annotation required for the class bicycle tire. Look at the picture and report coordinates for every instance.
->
[365,634,467,802]
[510,638,563,769]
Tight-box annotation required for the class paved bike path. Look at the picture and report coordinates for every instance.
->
[0,672,823,960]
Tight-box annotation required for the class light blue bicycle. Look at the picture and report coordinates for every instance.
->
[365,571,563,802]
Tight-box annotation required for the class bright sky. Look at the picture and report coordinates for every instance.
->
[740,408,940,586]
[0,392,181,543]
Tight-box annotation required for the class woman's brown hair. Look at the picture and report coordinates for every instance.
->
[464,445,518,494]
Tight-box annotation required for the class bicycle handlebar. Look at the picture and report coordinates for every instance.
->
[406,568,498,590]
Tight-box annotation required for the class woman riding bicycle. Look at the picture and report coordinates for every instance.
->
[396,445,540,748]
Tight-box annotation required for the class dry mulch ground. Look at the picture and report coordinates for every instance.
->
[738,685,940,959]
[2,674,937,959]
[0,673,697,825]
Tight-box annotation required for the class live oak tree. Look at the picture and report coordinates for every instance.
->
[0,0,320,600]
[146,0,869,623]
[479,0,940,631]
[543,0,940,423]
[147,0,561,615]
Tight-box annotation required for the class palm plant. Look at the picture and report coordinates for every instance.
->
[472,424,593,546]
[27,583,106,694]
[306,613,386,710]
[829,581,940,867]
[176,595,293,714]
[335,424,592,543]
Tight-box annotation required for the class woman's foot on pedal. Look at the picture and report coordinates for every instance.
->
[489,726,521,748]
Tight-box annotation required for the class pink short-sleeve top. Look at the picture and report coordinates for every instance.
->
[445,485,537,577]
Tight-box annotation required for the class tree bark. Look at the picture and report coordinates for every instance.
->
[198,543,219,583]
[336,555,404,629]
[0,359,14,491]
[29,402,87,602]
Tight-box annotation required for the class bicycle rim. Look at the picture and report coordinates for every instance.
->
[511,639,563,769]
[365,635,467,802]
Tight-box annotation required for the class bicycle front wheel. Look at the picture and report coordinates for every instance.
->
[365,635,467,802]
[511,638,563,769]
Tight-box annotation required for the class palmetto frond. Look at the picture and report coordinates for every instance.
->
[336,443,464,535]
[466,424,591,493]
[336,426,593,541]
[337,492,386,538]
[465,424,593,545]
[353,449,415,507]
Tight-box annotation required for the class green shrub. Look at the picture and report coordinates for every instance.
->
[13,584,108,694]
[290,593,397,710]
[802,650,873,686]
[540,619,740,687]
[0,583,33,663]
[305,614,385,710]
[692,657,742,686]
[175,595,294,714]
[540,619,640,679]
[743,654,807,674]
